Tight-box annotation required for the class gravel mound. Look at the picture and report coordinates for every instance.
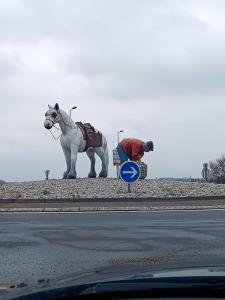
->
[0,178,225,199]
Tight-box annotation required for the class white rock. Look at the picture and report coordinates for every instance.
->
[0,178,225,199]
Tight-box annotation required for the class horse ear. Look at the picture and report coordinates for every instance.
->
[54,103,59,111]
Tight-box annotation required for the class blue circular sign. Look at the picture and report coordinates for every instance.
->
[120,161,141,184]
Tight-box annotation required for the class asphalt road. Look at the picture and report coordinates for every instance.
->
[1,210,225,289]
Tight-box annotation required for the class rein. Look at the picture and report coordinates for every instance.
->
[48,124,62,140]
[49,128,61,140]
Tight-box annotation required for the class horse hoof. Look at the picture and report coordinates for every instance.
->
[67,175,76,179]
[99,171,108,178]
[88,172,97,178]
[63,171,69,179]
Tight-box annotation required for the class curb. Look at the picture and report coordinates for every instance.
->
[2,195,225,203]
[1,205,225,212]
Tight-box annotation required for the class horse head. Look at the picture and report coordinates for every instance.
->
[44,103,60,129]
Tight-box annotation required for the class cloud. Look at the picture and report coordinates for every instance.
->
[59,0,225,100]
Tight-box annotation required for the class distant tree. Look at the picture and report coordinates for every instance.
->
[209,155,225,184]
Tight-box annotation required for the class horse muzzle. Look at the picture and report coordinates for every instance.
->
[44,120,53,129]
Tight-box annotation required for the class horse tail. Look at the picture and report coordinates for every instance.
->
[103,136,109,167]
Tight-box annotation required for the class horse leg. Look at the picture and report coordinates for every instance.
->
[95,147,108,178]
[67,144,78,179]
[86,149,97,178]
[62,147,71,179]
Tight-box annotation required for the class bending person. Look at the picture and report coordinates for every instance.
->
[116,138,154,164]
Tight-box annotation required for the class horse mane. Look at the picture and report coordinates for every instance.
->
[59,109,76,129]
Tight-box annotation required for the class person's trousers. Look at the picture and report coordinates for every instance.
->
[116,143,129,164]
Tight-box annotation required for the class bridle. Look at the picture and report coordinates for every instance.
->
[45,110,78,141]
[45,112,61,140]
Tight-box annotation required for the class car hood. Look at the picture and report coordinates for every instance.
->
[4,265,225,299]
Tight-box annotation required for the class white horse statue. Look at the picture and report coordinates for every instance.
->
[44,103,109,179]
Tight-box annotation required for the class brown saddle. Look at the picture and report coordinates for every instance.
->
[75,122,103,151]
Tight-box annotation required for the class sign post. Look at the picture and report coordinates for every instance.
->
[113,149,121,179]
[44,170,50,180]
[119,161,141,193]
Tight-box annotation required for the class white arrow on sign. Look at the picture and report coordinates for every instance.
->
[122,167,138,179]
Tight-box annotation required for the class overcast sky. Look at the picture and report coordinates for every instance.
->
[1,0,225,181]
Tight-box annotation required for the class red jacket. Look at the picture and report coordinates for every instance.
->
[120,138,145,161]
